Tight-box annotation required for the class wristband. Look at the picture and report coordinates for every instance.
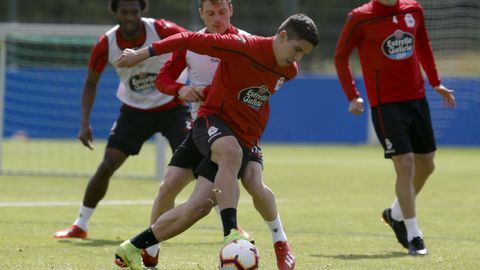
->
[148,46,156,57]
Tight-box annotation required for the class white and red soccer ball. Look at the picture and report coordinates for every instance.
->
[219,239,259,270]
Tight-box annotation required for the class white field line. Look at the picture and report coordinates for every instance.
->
[0,198,258,208]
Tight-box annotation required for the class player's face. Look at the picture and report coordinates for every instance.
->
[199,0,233,34]
[115,0,143,37]
[275,31,314,67]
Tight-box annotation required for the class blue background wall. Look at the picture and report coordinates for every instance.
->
[4,68,479,146]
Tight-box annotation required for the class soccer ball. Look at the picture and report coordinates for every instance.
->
[219,239,259,270]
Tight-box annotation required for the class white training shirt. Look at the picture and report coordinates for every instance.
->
[106,18,173,109]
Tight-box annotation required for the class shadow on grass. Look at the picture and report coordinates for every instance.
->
[55,238,221,248]
[55,238,123,247]
[312,251,406,260]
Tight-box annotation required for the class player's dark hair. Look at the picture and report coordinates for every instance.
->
[199,0,232,10]
[109,0,148,13]
[277,14,319,47]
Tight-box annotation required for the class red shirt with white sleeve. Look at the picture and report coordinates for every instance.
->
[334,0,441,107]
[150,32,297,148]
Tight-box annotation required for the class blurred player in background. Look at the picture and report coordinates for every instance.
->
[142,0,295,268]
[53,0,190,241]
[114,13,319,270]
[335,0,455,255]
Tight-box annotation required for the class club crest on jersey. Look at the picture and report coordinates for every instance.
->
[274,77,285,91]
[404,13,415,28]
[382,30,414,60]
[238,85,271,110]
[129,72,156,94]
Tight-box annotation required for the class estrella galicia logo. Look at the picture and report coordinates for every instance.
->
[129,72,157,94]
[238,86,271,110]
[382,30,414,60]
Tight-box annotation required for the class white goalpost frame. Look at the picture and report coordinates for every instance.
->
[0,38,6,173]
[0,23,168,180]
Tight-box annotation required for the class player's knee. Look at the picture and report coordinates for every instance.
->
[97,158,120,175]
[158,179,181,199]
[242,177,264,197]
[394,153,415,171]
[424,160,435,176]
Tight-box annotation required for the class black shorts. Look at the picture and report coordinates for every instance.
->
[168,130,204,169]
[371,98,436,158]
[107,104,191,156]
[192,115,263,182]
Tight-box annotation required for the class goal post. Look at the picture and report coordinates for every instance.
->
[0,37,6,173]
[0,23,168,179]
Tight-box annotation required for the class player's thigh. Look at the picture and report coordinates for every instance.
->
[192,115,241,159]
[371,103,413,158]
[194,145,253,182]
[107,106,155,156]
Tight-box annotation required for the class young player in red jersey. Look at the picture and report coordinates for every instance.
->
[53,0,190,249]
[113,13,319,269]
[335,0,455,255]
[143,1,295,269]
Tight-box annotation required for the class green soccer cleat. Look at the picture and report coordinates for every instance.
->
[224,228,251,244]
[114,240,145,270]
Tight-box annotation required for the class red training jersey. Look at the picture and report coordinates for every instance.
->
[334,0,441,107]
[88,19,186,74]
[155,25,241,97]
[151,32,297,148]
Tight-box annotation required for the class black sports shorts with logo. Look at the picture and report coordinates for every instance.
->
[371,97,436,159]
[107,104,191,156]
[190,115,263,182]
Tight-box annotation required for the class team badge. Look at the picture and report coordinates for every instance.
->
[382,30,414,60]
[274,77,285,91]
[238,85,271,110]
[129,72,156,94]
[404,13,415,28]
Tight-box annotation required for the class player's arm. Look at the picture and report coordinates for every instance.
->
[415,8,456,108]
[334,13,364,114]
[116,32,247,68]
[156,49,205,102]
[79,37,108,149]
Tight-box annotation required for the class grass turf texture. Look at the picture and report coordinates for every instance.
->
[0,145,479,269]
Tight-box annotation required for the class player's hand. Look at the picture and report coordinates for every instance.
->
[116,48,148,68]
[348,97,364,115]
[434,84,456,108]
[78,124,94,150]
[178,86,206,102]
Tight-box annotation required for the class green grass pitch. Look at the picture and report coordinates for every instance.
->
[0,144,479,269]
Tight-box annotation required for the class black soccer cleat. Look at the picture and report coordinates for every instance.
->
[381,208,409,249]
[408,236,428,256]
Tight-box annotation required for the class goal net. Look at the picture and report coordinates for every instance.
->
[420,0,480,144]
[0,23,167,179]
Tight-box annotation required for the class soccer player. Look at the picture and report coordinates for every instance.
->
[114,13,319,269]
[142,1,295,268]
[334,0,455,255]
[53,0,190,239]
